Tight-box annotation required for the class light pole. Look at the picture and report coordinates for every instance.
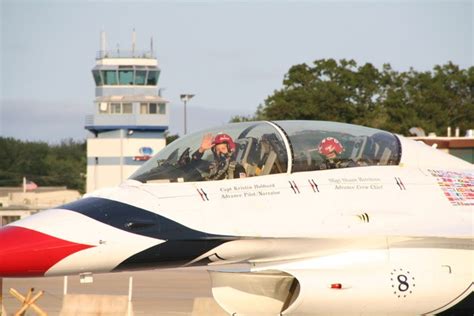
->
[180,94,194,135]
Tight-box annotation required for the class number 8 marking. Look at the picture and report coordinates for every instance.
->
[397,274,409,292]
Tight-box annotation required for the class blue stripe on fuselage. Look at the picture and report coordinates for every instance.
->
[59,197,232,241]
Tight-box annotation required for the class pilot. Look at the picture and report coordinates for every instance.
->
[192,133,246,180]
[317,137,355,169]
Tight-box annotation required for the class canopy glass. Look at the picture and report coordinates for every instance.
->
[130,121,400,183]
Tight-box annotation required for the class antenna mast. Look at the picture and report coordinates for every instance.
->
[150,36,154,56]
[132,28,136,56]
[100,31,107,57]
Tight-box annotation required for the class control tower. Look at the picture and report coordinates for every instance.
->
[85,31,168,192]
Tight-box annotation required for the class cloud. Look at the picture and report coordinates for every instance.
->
[0,99,88,143]
[0,99,252,142]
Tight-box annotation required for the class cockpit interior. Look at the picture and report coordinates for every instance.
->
[131,121,401,183]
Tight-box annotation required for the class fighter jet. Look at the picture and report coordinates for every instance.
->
[1,120,472,315]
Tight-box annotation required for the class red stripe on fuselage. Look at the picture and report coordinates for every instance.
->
[0,226,94,277]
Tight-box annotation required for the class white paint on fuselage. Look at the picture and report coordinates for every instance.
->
[91,165,472,239]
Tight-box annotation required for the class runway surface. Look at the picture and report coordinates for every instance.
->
[2,268,220,315]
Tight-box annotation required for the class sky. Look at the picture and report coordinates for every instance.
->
[0,0,472,142]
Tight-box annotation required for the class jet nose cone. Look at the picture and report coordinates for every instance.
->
[0,226,93,277]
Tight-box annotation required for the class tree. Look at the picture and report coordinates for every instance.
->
[242,59,473,136]
[0,137,86,192]
[379,62,474,135]
[259,59,385,123]
[229,115,256,123]
[166,134,179,145]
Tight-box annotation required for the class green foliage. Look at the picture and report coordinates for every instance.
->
[229,115,257,123]
[166,134,179,145]
[0,138,86,193]
[248,59,473,135]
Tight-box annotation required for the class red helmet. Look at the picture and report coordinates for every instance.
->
[213,133,236,152]
[318,137,344,156]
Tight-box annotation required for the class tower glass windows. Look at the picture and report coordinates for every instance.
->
[93,70,102,86]
[135,70,147,85]
[147,70,159,85]
[140,103,166,115]
[93,66,161,86]
[119,67,134,85]
[149,103,157,114]
[111,103,121,114]
[98,102,134,114]
[122,103,133,114]
[103,70,118,85]
[158,104,166,114]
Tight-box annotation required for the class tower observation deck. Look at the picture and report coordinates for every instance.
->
[85,31,169,192]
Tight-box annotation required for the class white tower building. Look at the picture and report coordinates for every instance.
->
[85,32,168,192]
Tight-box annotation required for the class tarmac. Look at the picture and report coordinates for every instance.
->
[2,268,227,315]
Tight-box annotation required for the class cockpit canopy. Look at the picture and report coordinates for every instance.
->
[130,121,401,183]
